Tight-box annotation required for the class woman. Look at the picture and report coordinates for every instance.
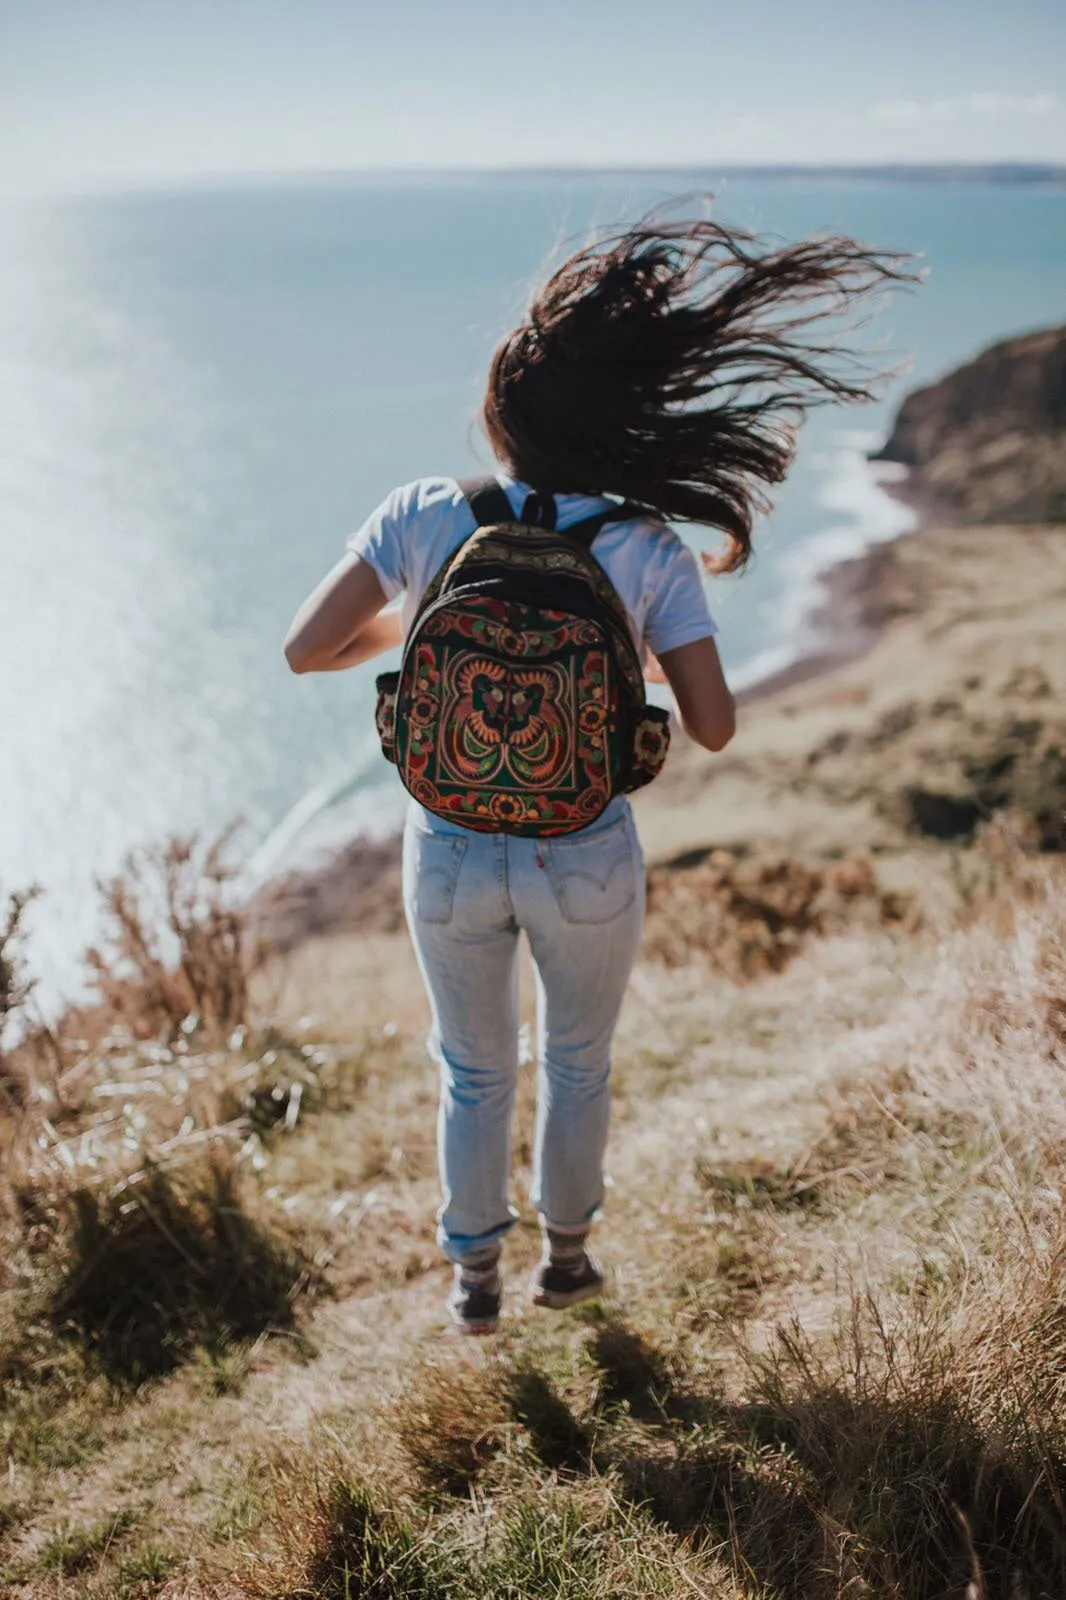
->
[284,206,907,1333]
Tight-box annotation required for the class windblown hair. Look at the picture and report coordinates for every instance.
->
[481,204,916,572]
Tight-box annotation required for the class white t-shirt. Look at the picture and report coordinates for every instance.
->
[347,474,717,662]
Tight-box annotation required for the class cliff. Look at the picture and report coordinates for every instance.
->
[872,323,1066,523]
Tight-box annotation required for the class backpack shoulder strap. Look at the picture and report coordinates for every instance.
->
[457,475,517,528]
[562,501,647,551]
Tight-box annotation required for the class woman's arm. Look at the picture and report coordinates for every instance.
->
[657,636,736,752]
[284,553,402,673]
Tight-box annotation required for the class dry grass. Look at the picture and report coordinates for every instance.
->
[643,847,910,979]
[723,1251,1066,1597]
[4,815,1066,1597]
[0,885,49,1116]
[239,1449,738,1600]
[370,1242,1066,1597]
[239,1469,440,1599]
[83,828,265,1044]
[828,843,1065,1234]
[392,1353,512,1499]
[1,885,39,1053]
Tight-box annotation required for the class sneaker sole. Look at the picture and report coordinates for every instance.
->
[447,1303,501,1335]
[529,1277,604,1311]
[449,1317,499,1335]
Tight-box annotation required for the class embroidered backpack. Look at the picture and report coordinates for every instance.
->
[374,476,671,836]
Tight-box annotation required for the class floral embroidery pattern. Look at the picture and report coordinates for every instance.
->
[393,599,615,832]
[374,520,670,836]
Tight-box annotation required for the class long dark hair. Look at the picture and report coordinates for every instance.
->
[481,203,915,573]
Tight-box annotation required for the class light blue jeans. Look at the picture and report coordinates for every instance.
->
[402,797,646,1267]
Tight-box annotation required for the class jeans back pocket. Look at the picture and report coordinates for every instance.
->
[405,831,467,925]
[542,817,639,925]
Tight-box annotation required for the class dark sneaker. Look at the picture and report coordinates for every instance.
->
[530,1249,604,1310]
[447,1263,502,1335]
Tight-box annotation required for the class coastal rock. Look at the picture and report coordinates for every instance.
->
[873,324,1066,523]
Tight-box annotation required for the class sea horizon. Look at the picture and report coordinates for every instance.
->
[7,159,1066,205]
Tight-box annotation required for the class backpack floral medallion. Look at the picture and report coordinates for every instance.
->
[393,599,616,832]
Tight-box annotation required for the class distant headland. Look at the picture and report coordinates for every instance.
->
[873,323,1066,524]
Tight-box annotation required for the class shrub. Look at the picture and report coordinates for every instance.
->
[643,848,904,978]
[84,828,265,1042]
[0,885,40,1104]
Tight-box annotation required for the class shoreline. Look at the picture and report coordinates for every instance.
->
[733,452,923,707]
[734,531,906,708]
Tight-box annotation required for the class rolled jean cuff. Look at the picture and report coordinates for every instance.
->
[536,1204,602,1237]
[437,1209,518,1267]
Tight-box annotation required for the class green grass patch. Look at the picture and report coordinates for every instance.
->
[36,1508,141,1577]
[243,1468,725,1600]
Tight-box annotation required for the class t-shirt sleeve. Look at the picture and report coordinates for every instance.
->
[642,535,718,657]
[345,483,410,602]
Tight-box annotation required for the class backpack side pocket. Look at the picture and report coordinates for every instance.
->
[375,671,400,765]
[625,706,671,792]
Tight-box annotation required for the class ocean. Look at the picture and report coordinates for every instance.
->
[2,172,1065,1000]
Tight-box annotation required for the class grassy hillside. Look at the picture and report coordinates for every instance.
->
[2,830,1064,1598]
[2,516,1065,1598]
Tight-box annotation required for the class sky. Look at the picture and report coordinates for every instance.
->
[1,0,1065,194]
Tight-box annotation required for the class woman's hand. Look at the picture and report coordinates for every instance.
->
[284,554,401,673]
